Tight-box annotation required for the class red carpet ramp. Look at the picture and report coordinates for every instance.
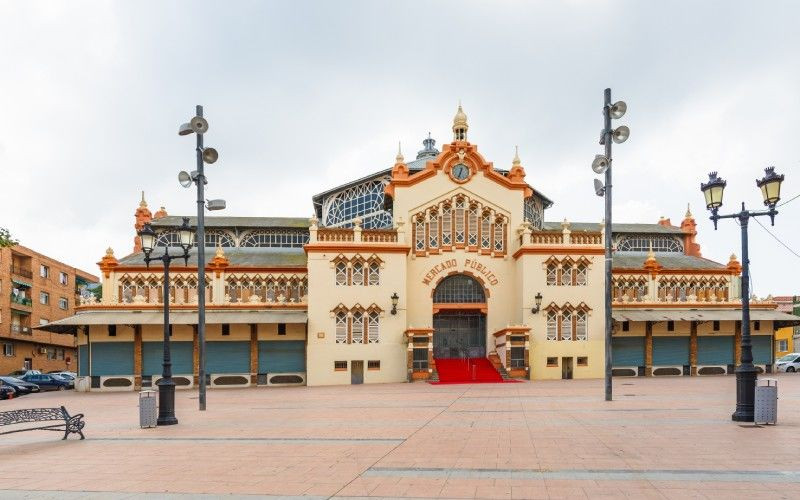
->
[430,357,520,384]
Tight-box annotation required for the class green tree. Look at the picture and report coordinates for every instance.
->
[0,227,17,247]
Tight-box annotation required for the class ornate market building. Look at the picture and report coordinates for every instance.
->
[39,106,800,390]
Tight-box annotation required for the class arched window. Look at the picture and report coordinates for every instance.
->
[561,263,573,286]
[428,212,439,248]
[414,216,426,251]
[351,310,364,344]
[546,311,558,340]
[352,261,364,286]
[468,204,479,246]
[433,274,486,303]
[441,204,452,246]
[201,230,235,248]
[321,176,393,228]
[561,311,573,341]
[335,262,347,286]
[335,311,348,344]
[454,198,465,244]
[240,230,308,248]
[546,263,558,286]
[575,311,588,340]
[524,196,544,230]
[367,311,380,343]
[493,216,504,252]
[616,235,683,253]
[154,231,182,248]
[575,264,588,286]
[367,262,380,286]
[480,212,491,250]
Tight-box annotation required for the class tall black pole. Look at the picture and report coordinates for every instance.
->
[603,88,613,402]
[733,203,757,421]
[196,104,207,411]
[157,252,178,426]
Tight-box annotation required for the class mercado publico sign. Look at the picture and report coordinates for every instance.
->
[421,258,499,287]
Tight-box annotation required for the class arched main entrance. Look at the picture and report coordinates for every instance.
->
[432,274,487,359]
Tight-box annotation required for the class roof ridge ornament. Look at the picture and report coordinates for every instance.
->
[416,132,439,159]
[452,102,468,142]
[512,145,521,166]
[395,141,404,164]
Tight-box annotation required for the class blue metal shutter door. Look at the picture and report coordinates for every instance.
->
[612,337,645,366]
[91,342,134,376]
[697,336,734,365]
[751,335,772,364]
[258,341,306,373]
[206,341,250,373]
[653,337,689,365]
[142,341,193,375]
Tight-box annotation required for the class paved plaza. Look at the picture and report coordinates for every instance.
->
[1,376,799,499]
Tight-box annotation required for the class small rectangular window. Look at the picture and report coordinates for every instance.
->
[59,297,68,310]
[367,360,380,370]
[546,357,558,367]
[622,321,630,332]
[59,272,68,285]
[577,356,588,366]
[667,321,675,332]
[3,343,14,357]
[39,319,49,326]
[222,324,230,336]
[713,320,720,331]
[108,325,117,337]
[334,360,347,371]
[39,292,49,305]
[277,323,286,336]
[754,321,761,331]
[40,265,49,278]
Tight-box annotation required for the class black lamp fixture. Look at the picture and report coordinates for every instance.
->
[531,292,543,314]
[699,166,785,422]
[138,216,194,426]
[390,292,399,315]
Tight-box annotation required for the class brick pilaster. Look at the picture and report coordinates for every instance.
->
[644,321,653,376]
[250,324,258,385]
[734,320,742,366]
[690,321,698,375]
[133,325,142,390]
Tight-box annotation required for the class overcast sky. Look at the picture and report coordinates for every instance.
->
[1,1,798,295]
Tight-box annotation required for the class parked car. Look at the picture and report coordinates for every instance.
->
[0,382,16,400]
[7,369,41,378]
[48,371,76,381]
[776,353,800,373]
[0,376,40,395]
[21,374,72,391]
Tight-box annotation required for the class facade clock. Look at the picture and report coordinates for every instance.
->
[451,163,470,181]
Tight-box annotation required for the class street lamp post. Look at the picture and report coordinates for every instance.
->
[700,167,785,422]
[138,217,194,426]
[592,88,630,402]
[178,106,225,412]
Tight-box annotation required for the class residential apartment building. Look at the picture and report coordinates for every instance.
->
[0,245,99,374]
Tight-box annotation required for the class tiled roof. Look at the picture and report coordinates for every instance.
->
[151,216,309,229]
[543,222,686,234]
[613,252,726,270]
[117,247,307,269]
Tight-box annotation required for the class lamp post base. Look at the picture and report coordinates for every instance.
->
[731,363,757,422]
[156,378,179,426]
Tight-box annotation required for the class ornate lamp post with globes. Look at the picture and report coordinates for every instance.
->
[138,217,194,426]
[700,166,785,422]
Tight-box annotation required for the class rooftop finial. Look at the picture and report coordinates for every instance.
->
[685,203,692,218]
[139,190,147,207]
[417,132,439,159]
[395,141,404,164]
[513,145,521,166]
[453,102,468,141]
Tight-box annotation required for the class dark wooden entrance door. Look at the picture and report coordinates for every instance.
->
[433,312,486,359]
[562,357,573,379]
[351,360,364,384]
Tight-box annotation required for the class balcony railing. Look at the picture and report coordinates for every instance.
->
[10,294,32,306]
[11,266,33,279]
[11,325,32,335]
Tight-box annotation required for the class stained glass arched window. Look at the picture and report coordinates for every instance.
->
[201,230,235,248]
[616,235,683,252]
[239,230,309,248]
[524,196,544,230]
[433,274,486,303]
[321,176,393,228]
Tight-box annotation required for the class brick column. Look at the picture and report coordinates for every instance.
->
[644,321,653,377]
[192,325,199,385]
[250,324,258,385]
[734,320,742,366]
[689,321,698,375]
[133,325,142,390]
